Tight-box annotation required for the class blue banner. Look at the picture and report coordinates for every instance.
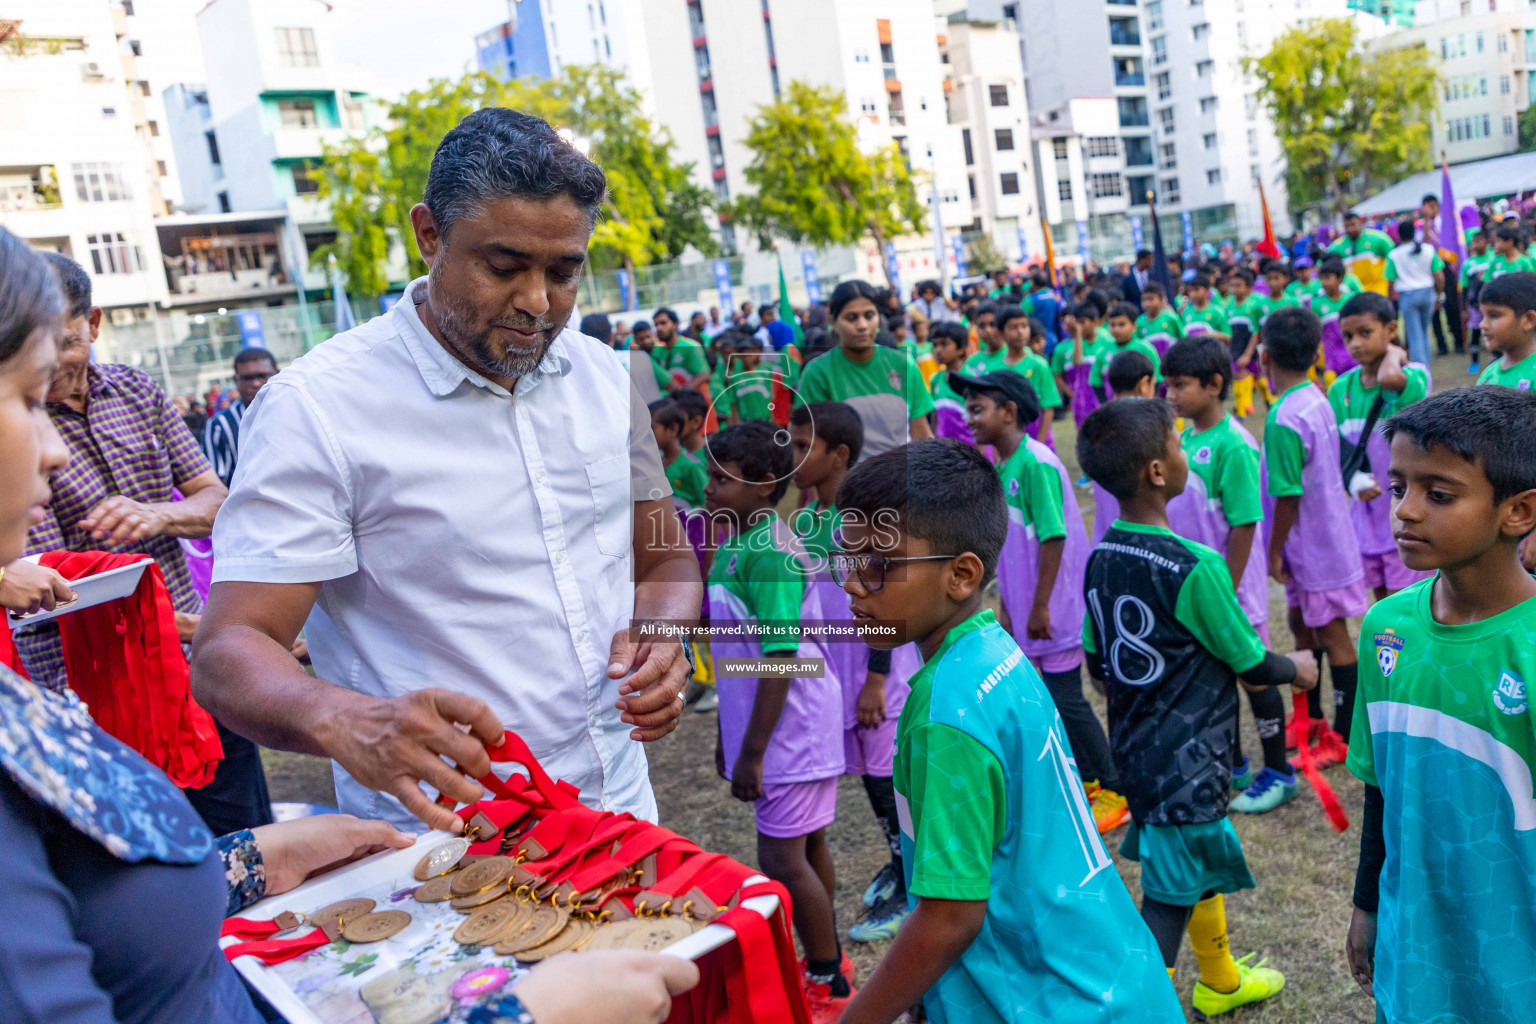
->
[1129,215,1145,251]
[712,259,733,310]
[884,241,903,296]
[616,269,634,312]
[1181,211,1196,256]
[1017,226,1029,263]
[800,251,822,305]
[379,294,403,314]
[950,236,968,277]
[1075,220,1091,264]
[235,310,265,346]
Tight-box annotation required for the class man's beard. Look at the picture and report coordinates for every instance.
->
[431,273,557,381]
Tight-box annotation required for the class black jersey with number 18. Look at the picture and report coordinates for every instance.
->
[1081,521,1267,826]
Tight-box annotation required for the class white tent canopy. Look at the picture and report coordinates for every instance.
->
[1353,151,1536,217]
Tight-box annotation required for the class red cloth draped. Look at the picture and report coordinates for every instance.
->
[40,550,223,788]
[0,616,27,679]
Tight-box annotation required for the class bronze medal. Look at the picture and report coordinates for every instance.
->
[310,897,376,930]
[492,904,566,955]
[341,910,413,944]
[450,882,511,911]
[451,856,515,896]
[453,899,525,947]
[583,916,693,952]
[516,919,590,962]
[414,837,471,882]
[412,875,458,904]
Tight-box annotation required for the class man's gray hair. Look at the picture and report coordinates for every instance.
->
[423,108,607,235]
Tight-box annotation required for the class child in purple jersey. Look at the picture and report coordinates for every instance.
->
[1089,350,1158,546]
[927,321,975,444]
[1064,300,1106,428]
[702,422,853,1012]
[958,370,1129,834]
[787,402,921,945]
[1261,307,1368,771]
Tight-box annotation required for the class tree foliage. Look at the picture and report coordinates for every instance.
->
[730,81,926,290]
[1520,104,1536,154]
[316,66,715,294]
[966,234,1007,275]
[1246,19,1439,217]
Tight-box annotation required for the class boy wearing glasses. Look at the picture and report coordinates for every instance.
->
[203,347,278,487]
[833,439,1180,1024]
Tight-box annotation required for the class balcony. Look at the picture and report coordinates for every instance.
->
[271,127,345,160]
[1115,69,1145,87]
[1124,138,1154,166]
[1108,19,1141,47]
[0,167,63,214]
[156,222,297,306]
[1117,98,1150,128]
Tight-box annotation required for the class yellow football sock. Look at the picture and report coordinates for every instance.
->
[1186,895,1240,994]
[1167,967,1176,981]
[1232,376,1254,417]
[1257,377,1275,404]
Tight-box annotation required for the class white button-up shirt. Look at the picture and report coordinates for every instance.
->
[212,278,672,829]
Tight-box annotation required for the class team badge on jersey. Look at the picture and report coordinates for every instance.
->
[1008,478,1021,497]
[1493,671,1528,716]
[1193,445,1213,465]
[726,554,739,576]
[1520,380,1532,392]
[888,370,903,390]
[1374,629,1404,677]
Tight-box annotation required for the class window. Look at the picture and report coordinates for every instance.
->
[854,48,870,63]
[86,232,146,275]
[1159,142,1177,169]
[1203,132,1217,150]
[1151,36,1167,65]
[217,191,231,213]
[1090,172,1123,198]
[1161,176,1180,203]
[1058,180,1073,201]
[1000,172,1020,195]
[1507,115,1516,136]
[1502,75,1512,95]
[1147,0,1163,30]
[146,120,159,137]
[1128,175,1154,204]
[1200,96,1218,113]
[1236,21,1246,47]
[1206,168,1221,184]
[291,163,320,195]
[995,128,1015,150]
[1086,136,1119,157]
[968,174,976,199]
[880,41,894,64]
[72,162,132,202]
[1158,106,1176,134]
[962,128,974,166]
[128,39,141,56]
[1196,59,1213,77]
[989,84,1009,106]
[343,99,365,131]
[275,27,319,67]
[1476,31,1484,54]
[1245,93,1258,120]
[1155,71,1171,99]
[1499,31,1509,53]
[1250,163,1260,183]
[155,160,166,177]
[277,99,318,128]
[860,97,877,114]
[1247,128,1258,156]
[1125,136,1152,165]
[1192,22,1210,41]
[205,129,221,165]
[1052,137,1069,160]
[1117,96,1149,127]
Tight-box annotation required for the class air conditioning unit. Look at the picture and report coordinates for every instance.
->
[82,61,105,79]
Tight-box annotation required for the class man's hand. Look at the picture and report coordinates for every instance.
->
[251,814,415,897]
[514,951,699,1024]
[318,689,505,833]
[0,560,74,615]
[857,676,886,728]
[1287,650,1320,691]
[730,751,764,802]
[1346,907,1376,997]
[1027,602,1053,641]
[608,628,690,742]
[1269,550,1291,584]
[78,496,169,545]
[174,611,201,644]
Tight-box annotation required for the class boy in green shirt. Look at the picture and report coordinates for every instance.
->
[990,306,1060,443]
[1474,272,1536,390]
[1461,230,1492,374]
[1226,268,1270,416]
[833,439,1181,1024]
[653,307,711,390]
[1489,225,1536,281]
[1135,283,1184,358]
[928,322,977,444]
[1346,386,1536,1023]
[667,387,709,459]
[1093,301,1163,394]
[962,302,1004,375]
[649,398,708,509]
[1180,274,1231,347]
[719,340,776,425]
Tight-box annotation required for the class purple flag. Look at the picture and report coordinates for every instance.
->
[1440,161,1465,264]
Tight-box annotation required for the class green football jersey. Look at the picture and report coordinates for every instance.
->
[795,344,935,457]
[1460,251,1492,290]
[664,449,708,509]
[1477,349,1536,390]
[720,366,776,422]
[896,609,1183,1023]
[656,338,709,387]
[1135,309,1184,353]
[963,346,1005,376]
[1347,582,1536,1024]
[1488,253,1536,280]
[1089,337,1163,389]
[1181,302,1230,340]
[1310,288,1351,322]
[1286,279,1321,304]
[1227,293,1271,334]
[970,348,1062,409]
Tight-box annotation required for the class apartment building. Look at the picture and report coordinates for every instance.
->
[476,0,653,95]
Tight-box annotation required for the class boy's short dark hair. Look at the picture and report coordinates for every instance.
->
[632,319,653,334]
[1085,289,1111,318]
[1107,350,1156,395]
[655,307,679,324]
[1317,255,1347,278]
[40,251,92,319]
[1143,282,1167,300]
[1189,273,1212,290]
[1028,317,1047,341]
[649,397,685,432]
[930,320,969,347]
[1161,337,1231,399]
[995,305,1029,331]
[1077,398,1177,501]
[1262,259,1292,279]
[834,438,1007,584]
[1107,301,1140,323]
[1340,291,1396,325]
[1385,387,1536,504]
[707,420,794,503]
[1263,306,1322,372]
[667,387,708,423]
[1231,267,1256,285]
[1497,225,1522,244]
[788,401,864,464]
[972,300,998,320]
[1480,271,1536,316]
[1070,301,1102,321]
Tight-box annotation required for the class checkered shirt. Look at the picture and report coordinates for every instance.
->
[16,364,211,691]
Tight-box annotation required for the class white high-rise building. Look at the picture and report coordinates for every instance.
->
[0,2,168,313]
[475,0,653,101]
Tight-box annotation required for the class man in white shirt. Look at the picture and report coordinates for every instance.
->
[191,109,702,832]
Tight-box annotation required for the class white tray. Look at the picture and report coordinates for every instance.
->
[226,831,779,1024]
[8,557,149,624]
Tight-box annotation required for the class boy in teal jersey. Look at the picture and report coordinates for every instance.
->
[962,302,1003,375]
[1285,256,1321,304]
[650,398,708,509]
[1135,283,1185,358]
[1475,272,1536,390]
[1077,398,1319,1016]
[1091,302,1162,393]
[833,438,1181,1024]
[1346,386,1536,1024]
[1180,274,1232,347]
[987,306,1060,442]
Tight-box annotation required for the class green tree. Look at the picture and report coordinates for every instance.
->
[966,234,1007,275]
[1246,18,1439,218]
[1519,104,1536,153]
[316,66,715,296]
[730,81,926,291]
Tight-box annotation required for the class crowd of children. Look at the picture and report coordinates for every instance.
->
[636,212,1536,1020]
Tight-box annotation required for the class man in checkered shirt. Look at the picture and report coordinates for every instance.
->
[3,253,271,835]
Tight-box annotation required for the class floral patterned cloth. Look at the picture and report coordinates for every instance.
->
[464,992,538,1024]
[0,662,214,864]
[218,828,267,916]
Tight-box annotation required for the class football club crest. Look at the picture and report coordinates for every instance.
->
[726,554,739,576]
[1374,629,1404,677]
[1194,445,1213,465]
[1493,671,1528,716]
[1008,478,1021,497]
[888,370,903,390]
[1519,380,1532,392]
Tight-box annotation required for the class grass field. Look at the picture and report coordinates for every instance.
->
[261,348,1481,1022]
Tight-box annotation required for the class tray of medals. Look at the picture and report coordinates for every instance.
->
[223,828,780,1024]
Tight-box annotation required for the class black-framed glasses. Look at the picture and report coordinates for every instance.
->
[829,551,959,593]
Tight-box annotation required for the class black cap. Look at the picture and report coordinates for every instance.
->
[948,370,1042,423]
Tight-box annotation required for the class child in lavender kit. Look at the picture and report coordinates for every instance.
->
[927,321,975,444]
[702,421,853,1018]
[1089,350,1157,546]
[957,370,1129,834]
[1261,307,1368,770]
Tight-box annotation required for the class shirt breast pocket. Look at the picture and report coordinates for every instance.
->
[586,453,632,558]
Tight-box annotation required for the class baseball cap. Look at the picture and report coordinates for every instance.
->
[948,371,1043,423]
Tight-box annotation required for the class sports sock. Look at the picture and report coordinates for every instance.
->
[1332,661,1359,740]
[1186,894,1240,994]
[1247,684,1289,773]
[1305,649,1326,719]
[807,957,850,997]
[862,774,905,894]
[1232,375,1254,415]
